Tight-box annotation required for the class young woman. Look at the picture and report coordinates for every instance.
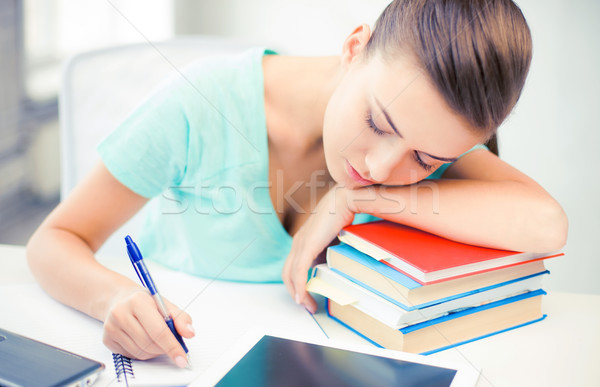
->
[27,0,567,369]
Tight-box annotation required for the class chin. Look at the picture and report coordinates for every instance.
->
[329,170,346,187]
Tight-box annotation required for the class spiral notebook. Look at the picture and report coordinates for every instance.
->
[111,353,197,386]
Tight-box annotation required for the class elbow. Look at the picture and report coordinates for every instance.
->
[26,221,58,281]
[531,198,568,253]
[26,225,45,277]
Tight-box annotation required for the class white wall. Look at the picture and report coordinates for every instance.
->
[19,0,176,204]
[175,0,391,54]
[24,0,175,100]
[176,0,600,294]
[500,0,600,294]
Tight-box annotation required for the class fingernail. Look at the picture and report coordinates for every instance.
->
[187,324,195,335]
[175,356,188,369]
[295,294,301,304]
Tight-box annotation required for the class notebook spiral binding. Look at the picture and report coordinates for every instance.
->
[112,353,134,383]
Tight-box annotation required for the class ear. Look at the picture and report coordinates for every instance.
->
[341,24,372,66]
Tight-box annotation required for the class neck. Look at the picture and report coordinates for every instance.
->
[263,55,342,155]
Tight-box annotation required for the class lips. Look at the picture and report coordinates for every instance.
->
[345,160,374,186]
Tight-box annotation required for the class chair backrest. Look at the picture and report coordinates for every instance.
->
[59,37,251,257]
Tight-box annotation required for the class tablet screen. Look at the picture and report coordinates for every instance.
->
[216,335,456,387]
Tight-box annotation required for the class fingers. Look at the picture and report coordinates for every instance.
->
[140,305,189,367]
[283,234,319,314]
[103,294,163,360]
[103,325,159,360]
[291,248,318,314]
[282,187,357,314]
[165,300,195,339]
[292,259,318,313]
[282,243,296,300]
[103,290,192,367]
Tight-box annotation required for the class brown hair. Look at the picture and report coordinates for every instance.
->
[365,0,533,155]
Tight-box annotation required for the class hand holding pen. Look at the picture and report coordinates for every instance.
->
[100,235,194,368]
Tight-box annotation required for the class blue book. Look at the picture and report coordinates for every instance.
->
[327,289,547,355]
[326,243,549,309]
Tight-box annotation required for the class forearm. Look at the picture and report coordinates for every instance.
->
[347,179,568,253]
[26,226,141,321]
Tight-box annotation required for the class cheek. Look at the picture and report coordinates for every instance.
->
[324,91,350,135]
[323,99,368,155]
[322,101,365,184]
[323,103,347,157]
[387,161,435,186]
[322,100,344,182]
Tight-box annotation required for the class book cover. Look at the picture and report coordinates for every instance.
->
[327,243,549,308]
[339,221,562,284]
[327,289,547,355]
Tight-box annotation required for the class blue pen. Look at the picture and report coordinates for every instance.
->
[125,235,189,356]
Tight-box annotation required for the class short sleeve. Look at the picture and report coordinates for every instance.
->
[97,77,192,198]
[425,143,489,180]
[352,213,381,225]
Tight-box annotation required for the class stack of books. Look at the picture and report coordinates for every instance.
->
[307,220,562,355]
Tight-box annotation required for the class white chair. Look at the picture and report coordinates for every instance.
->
[59,37,251,257]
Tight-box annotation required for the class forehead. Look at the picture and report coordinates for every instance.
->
[360,55,484,157]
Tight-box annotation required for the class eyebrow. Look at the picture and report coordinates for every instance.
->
[374,97,459,164]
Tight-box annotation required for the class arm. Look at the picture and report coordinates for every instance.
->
[349,149,568,253]
[283,148,568,312]
[27,162,193,366]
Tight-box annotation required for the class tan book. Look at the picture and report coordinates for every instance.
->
[327,290,545,355]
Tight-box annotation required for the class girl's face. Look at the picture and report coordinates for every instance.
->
[323,53,485,188]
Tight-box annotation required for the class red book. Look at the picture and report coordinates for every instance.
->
[338,220,563,285]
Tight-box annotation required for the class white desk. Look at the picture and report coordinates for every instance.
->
[1,244,598,386]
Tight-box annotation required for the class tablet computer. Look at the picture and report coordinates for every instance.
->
[0,328,105,387]
[202,330,480,387]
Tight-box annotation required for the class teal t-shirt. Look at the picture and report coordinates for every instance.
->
[98,47,485,283]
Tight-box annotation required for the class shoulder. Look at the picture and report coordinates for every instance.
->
[180,47,271,87]
[139,47,270,109]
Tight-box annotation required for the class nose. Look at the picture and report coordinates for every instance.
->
[365,144,407,183]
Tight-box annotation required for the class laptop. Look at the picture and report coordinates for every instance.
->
[0,328,104,387]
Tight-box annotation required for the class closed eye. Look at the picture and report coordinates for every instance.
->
[413,151,435,172]
[365,113,386,136]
